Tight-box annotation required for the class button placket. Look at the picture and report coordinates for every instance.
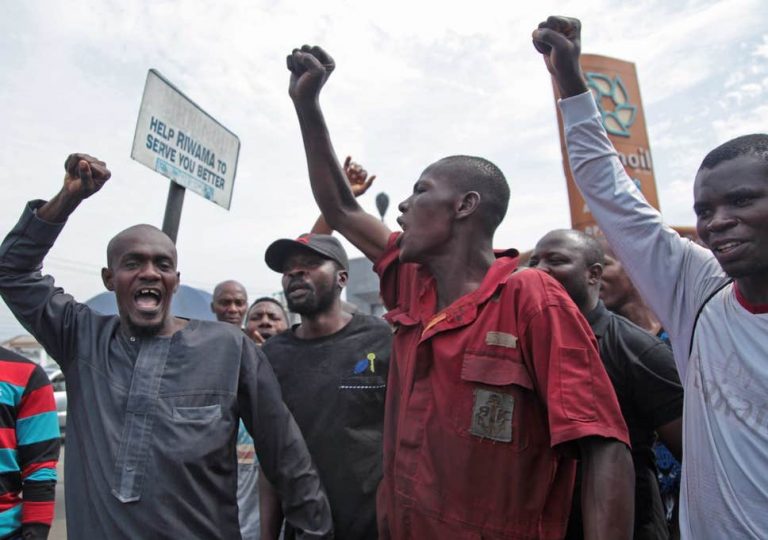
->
[111,337,172,503]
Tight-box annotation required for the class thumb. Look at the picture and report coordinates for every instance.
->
[297,51,325,73]
[78,160,93,188]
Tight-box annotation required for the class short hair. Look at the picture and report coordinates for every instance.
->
[428,155,510,235]
[546,229,605,266]
[699,134,768,170]
[248,296,289,324]
[212,280,247,301]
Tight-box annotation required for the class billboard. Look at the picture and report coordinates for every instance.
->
[553,54,659,234]
[131,69,240,210]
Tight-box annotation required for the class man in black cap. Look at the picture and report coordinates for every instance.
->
[260,233,392,540]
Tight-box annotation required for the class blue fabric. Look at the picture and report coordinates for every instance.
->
[16,412,60,446]
[24,467,58,483]
[0,449,19,474]
[0,382,23,407]
[0,501,21,537]
[654,442,681,495]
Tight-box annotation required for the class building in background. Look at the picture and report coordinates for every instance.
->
[346,256,385,317]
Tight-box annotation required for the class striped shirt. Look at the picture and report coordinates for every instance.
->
[0,347,60,540]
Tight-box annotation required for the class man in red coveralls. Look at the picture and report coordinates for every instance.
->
[284,45,635,539]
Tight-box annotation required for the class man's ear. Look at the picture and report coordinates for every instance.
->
[456,191,481,220]
[175,272,181,294]
[337,269,348,289]
[101,267,114,291]
[588,263,603,285]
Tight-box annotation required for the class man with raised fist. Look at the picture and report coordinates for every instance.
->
[285,45,634,539]
[0,154,332,539]
[533,15,768,539]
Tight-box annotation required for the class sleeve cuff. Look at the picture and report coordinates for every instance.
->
[372,232,401,278]
[23,201,66,244]
[558,90,599,129]
[551,424,631,449]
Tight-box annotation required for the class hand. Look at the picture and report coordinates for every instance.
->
[287,45,335,106]
[62,153,111,200]
[245,327,266,346]
[343,156,376,198]
[532,16,588,98]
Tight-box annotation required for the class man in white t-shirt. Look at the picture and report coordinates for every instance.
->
[532,16,768,540]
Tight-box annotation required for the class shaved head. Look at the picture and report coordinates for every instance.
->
[106,225,177,270]
[213,280,247,301]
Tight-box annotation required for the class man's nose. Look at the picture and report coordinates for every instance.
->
[707,207,738,232]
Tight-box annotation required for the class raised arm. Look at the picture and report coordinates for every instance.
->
[288,45,391,262]
[531,17,724,372]
[0,154,111,367]
[310,156,377,235]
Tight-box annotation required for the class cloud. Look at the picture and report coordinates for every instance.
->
[0,0,764,337]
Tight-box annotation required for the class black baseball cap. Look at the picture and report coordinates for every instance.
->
[265,233,349,273]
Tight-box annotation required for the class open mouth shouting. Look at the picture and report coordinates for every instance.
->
[396,216,407,247]
[134,287,163,315]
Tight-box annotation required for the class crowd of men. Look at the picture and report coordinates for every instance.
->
[0,14,765,540]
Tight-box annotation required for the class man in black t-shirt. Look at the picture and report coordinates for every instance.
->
[529,229,683,540]
[260,233,391,540]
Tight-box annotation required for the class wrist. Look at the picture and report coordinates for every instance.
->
[557,68,588,99]
[37,188,82,223]
[293,96,321,114]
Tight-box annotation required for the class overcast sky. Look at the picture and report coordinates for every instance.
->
[0,0,766,339]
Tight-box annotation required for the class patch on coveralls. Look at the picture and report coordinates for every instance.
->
[470,389,514,442]
[485,331,517,348]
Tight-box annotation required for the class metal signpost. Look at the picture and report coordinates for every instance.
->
[131,69,240,243]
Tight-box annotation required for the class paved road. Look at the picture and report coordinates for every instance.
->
[49,445,66,540]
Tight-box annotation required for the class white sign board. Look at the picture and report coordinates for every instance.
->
[131,69,240,210]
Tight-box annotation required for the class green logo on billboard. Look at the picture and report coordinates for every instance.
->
[585,72,637,137]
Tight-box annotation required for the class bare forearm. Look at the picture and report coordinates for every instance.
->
[37,188,82,223]
[657,417,683,461]
[310,214,333,235]
[580,437,634,540]
[294,103,360,230]
[259,467,285,540]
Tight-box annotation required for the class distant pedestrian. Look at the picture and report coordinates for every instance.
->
[0,346,60,540]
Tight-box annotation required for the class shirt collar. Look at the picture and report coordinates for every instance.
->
[586,300,611,337]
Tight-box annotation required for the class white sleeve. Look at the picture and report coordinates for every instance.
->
[559,91,728,375]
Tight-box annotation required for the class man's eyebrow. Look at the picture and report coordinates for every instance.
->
[725,186,765,196]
